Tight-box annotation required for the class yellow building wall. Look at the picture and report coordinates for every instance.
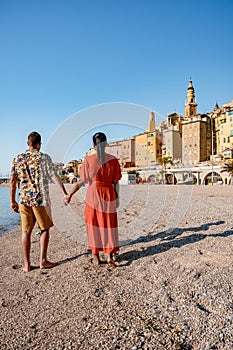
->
[215,109,233,157]
[135,132,161,168]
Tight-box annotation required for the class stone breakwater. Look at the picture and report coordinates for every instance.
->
[0,185,233,349]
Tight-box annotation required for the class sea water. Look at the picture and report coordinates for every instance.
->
[0,187,20,235]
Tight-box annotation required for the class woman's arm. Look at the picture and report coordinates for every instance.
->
[63,180,84,204]
[113,182,120,208]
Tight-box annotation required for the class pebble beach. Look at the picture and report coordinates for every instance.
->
[0,184,233,349]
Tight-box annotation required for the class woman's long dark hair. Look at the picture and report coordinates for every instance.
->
[93,132,107,166]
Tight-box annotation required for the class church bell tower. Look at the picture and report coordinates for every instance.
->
[185,79,197,117]
[147,111,156,132]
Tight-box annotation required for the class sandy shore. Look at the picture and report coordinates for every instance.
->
[1,185,233,349]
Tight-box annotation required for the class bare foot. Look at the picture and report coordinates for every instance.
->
[107,259,117,268]
[40,260,58,269]
[92,254,100,266]
[106,253,117,268]
[23,264,31,272]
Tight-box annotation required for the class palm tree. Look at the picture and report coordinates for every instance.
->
[158,156,173,184]
[220,160,233,184]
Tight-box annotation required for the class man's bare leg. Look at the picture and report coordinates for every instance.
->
[40,229,57,269]
[22,230,32,272]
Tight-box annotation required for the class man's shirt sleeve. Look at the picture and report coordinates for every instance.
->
[46,155,56,178]
[11,157,18,179]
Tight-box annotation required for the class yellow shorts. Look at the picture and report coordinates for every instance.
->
[19,204,53,232]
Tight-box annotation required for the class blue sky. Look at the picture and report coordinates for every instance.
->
[0,0,233,174]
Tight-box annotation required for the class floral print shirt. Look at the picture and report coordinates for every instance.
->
[11,149,55,207]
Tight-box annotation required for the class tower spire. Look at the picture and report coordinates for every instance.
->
[147,111,156,132]
[185,79,197,117]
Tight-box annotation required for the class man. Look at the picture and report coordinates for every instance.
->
[10,131,67,272]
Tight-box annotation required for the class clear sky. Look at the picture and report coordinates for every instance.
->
[0,0,233,175]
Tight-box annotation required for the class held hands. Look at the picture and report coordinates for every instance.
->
[11,202,19,213]
[63,182,81,205]
[63,194,72,205]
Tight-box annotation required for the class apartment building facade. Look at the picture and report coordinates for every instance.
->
[212,100,233,160]
[182,114,211,165]
[134,131,162,168]
[106,138,135,168]
[161,112,183,161]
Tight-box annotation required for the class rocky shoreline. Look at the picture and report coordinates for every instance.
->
[0,182,10,187]
[0,185,233,349]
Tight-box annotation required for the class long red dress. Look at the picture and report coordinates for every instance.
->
[79,152,122,254]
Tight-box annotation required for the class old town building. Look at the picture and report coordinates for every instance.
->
[161,112,183,162]
[105,138,135,168]
[105,140,122,162]
[182,114,211,165]
[121,138,135,168]
[210,100,233,160]
[78,80,232,171]
[181,80,212,165]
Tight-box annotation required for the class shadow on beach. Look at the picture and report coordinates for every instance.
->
[16,221,231,269]
[118,220,233,266]
[57,252,89,266]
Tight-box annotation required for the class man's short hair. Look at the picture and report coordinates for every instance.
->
[27,132,41,147]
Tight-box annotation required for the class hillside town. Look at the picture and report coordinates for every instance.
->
[60,80,233,185]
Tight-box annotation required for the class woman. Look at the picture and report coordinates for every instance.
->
[64,132,122,267]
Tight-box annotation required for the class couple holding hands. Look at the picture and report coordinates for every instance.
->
[10,131,121,272]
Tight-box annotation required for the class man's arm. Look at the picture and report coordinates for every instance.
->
[51,173,68,196]
[10,175,19,213]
